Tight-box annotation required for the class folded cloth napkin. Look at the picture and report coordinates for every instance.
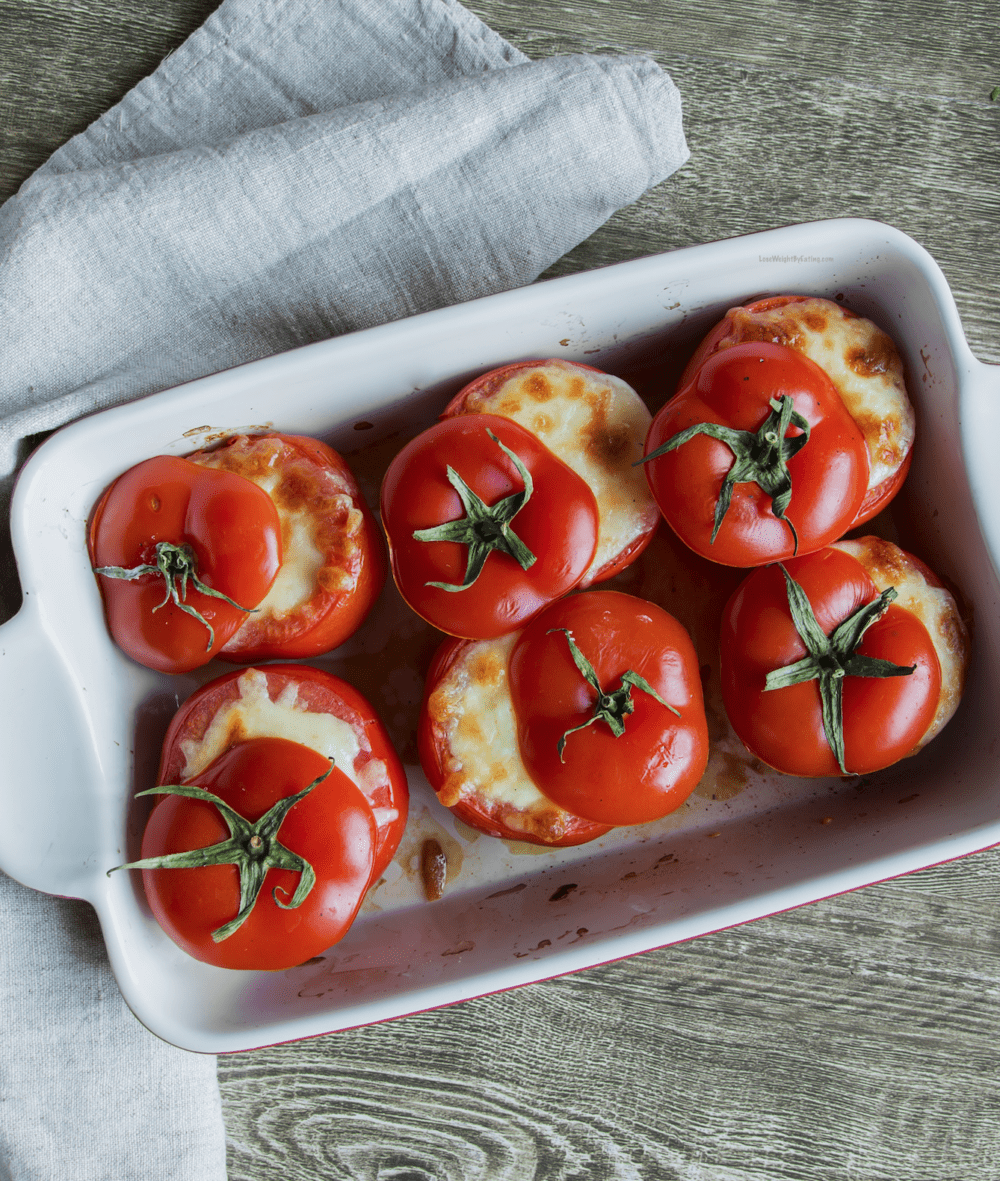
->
[0,0,688,1175]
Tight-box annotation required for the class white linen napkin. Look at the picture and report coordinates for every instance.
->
[0,0,688,1175]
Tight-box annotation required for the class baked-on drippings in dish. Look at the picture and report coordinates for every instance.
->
[420,838,448,901]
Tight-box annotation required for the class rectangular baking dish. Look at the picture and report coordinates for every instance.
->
[1,218,997,1053]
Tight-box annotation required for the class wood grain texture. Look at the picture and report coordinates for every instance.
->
[2,0,1000,1178]
[219,849,1000,1181]
[463,0,1000,364]
[0,0,217,196]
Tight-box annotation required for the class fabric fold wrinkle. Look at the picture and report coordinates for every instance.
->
[3,53,688,427]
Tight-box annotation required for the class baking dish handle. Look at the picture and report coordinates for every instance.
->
[971,357,1000,402]
[0,605,102,899]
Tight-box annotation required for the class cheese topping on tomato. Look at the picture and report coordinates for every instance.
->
[834,537,968,748]
[455,361,659,584]
[425,634,587,842]
[190,435,365,620]
[715,298,914,489]
[179,668,390,801]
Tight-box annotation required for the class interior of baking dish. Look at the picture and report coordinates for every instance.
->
[1,218,997,1052]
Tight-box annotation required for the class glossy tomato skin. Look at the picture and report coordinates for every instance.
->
[187,433,385,661]
[418,636,613,847]
[159,664,408,883]
[89,455,282,674]
[508,591,709,825]
[141,736,376,970]
[381,414,599,639]
[677,295,910,530]
[720,548,942,777]
[643,341,869,567]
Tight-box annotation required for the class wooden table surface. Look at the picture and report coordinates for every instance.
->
[4,2,1000,1178]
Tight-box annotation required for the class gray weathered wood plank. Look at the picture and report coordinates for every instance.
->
[463,0,1000,364]
[0,0,217,195]
[468,0,1000,103]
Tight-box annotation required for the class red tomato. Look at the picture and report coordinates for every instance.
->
[186,433,385,660]
[418,636,613,847]
[381,414,599,639]
[441,359,659,584]
[508,591,709,825]
[677,295,912,529]
[158,664,408,882]
[138,736,376,970]
[642,341,869,566]
[720,547,942,777]
[89,455,282,674]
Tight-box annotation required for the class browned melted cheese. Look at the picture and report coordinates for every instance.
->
[456,361,659,583]
[834,537,969,748]
[716,299,915,489]
[425,633,589,843]
[189,434,366,629]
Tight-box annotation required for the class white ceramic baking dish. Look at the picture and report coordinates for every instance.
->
[1,218,997,1053]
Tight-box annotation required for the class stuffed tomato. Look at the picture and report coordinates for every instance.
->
[90,433,384,672]
[121,664,408,970]
[441,359,660,585]
[641,296,917,567]
[418,591,708,845]
[720,538,969,777]
[381,414,600,639]
[676,296,915,527]
[641,340,870,566]
[187,433,384,661]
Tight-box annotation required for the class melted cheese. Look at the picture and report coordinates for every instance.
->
[256,506,326,616]
[425,634,585,842]
[833,537,969,748]
[179,668,389,795]
[190,435,364,622]
[717,298,914,489]
[457,361,659,583]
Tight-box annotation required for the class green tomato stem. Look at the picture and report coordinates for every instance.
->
[94,540,258,651]
[548,628,680,762]
[638,395,810,553]
[763,564,916,774]
[107,764,332,942]
[413,430,537,592]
